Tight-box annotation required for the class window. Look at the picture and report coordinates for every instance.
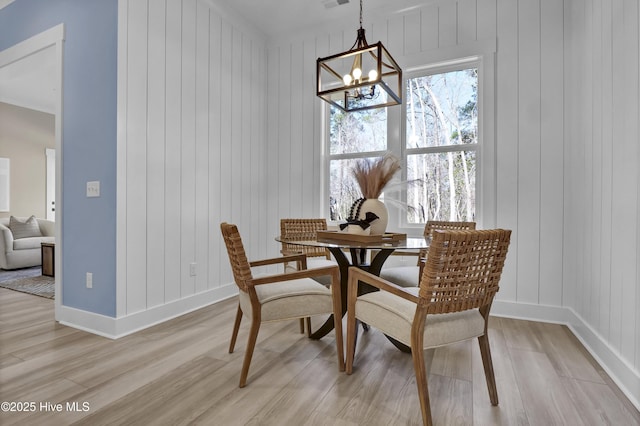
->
[405,68,478,223]
[328,107,387,221]
[326,59,481,226]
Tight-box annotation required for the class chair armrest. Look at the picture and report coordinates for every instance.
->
[281,249,302,256]
[370,249,420,264]
[282,248,332,260]
[347,267,419,304]
[250,254,307,269]
[0,225,13,254]
[38,219,55,237]
[251,265,340,286]
[391,250,420,257]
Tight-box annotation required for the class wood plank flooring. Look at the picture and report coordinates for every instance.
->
[1,288,638,425]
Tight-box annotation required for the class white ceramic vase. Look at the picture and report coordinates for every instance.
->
[345,224,371,235]
[356,198,388,235]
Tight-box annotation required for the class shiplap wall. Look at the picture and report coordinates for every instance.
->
[565,0,640,378]
[116,0,639,392]
[117,0,266,317]
[265,0,565,305]
[265,0,639,386]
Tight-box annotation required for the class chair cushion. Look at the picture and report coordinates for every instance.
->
[379,266,420,287]
[284,257,337,286]
[355,288,485,348]
[239,277,333,322]
[13,236,55,250]
[9,216,42,239]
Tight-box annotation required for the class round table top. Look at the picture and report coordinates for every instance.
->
[275,233,430,250]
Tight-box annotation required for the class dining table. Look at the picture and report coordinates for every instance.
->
[275,230,430,352]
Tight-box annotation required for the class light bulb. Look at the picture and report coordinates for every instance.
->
[352,68,362,80]
[343,74,353,85]
[368,69,378,81]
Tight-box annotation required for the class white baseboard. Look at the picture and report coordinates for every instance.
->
[57,283,237,339]
[492,300,640,412]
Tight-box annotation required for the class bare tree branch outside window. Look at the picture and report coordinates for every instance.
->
[405,69,478,223]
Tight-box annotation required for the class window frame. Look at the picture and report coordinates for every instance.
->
[398,59,481,228]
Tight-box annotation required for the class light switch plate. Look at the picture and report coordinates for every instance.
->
[87,181,100,197]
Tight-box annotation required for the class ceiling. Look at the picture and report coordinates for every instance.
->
[0,0,429,115]
[227,0,430,37]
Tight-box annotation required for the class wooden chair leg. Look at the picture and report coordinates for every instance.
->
[329,267,345,372]
[478,333,499,405]
[299,318,305,333]
[354,320,361,351]
[345,310,358,374]
[345,269,360,374]
[411,307,432,426]
[229,304,242,353]
[239,317,261,388]
[412,345,433,426]
[332,315,345,373]
[305,317,312,337]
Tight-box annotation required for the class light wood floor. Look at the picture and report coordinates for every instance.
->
[1,288,638,426]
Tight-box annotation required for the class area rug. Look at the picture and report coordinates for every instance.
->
[0,266,41,283]
[0,275,54,299]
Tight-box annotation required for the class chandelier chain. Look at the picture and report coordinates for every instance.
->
[359,0,363,29]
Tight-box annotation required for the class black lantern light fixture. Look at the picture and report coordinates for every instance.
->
[316,0,402,112]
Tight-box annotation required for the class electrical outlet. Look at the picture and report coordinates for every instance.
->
[189,263,196,277]
[87,181,100,197]
[86,272,93,288]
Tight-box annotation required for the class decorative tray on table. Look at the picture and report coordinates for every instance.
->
[316,230,407,243]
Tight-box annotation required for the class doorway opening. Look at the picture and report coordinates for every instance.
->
[0,24,64,316]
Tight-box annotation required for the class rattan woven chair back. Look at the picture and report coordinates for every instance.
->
[424,220,476,237]
[420,229,511,313]
[280,218,331,259]
[220,222,253,292]
[416,220,476,266]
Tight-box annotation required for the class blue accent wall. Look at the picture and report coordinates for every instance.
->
[0,0,118,316]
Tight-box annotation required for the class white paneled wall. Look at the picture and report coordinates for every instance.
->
[265,0,639,402]
[566,0,640,382]
[115,0,638,404]
[265,0,565,306]
[117,0,266,317]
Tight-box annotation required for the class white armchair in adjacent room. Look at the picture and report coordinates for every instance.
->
[0,216,55,270]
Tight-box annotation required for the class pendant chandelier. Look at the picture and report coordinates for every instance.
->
[316,0,402,112]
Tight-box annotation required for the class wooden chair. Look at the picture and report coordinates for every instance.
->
[221,222,344,387]
[279,218,336,279]
[345,229,511,426]
[378,220,476,287]
[280,218,339,332]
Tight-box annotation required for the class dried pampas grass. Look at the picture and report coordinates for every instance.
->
[352,153,401,199]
